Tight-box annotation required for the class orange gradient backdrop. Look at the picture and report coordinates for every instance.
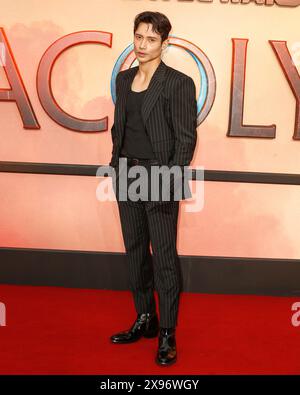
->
[0,0,300,258]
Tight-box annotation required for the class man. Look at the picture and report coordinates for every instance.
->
[109,11,197,366]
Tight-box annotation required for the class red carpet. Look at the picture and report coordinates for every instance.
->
[0,284,299,374]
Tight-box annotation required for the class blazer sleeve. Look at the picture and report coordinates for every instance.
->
[168,76,197,167]
[110,72,122,143]
[109,72,122,167]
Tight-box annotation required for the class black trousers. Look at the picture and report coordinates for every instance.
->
[114,159,182,328]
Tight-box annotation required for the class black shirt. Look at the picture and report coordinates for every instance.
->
[120,88,156,159]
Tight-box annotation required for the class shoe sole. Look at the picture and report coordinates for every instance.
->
[110,329,159,344]
[155,357,177,366]
[110,318,159,343]
[110,337,141,344]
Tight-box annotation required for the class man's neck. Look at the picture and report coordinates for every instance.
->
[137,57,162,82]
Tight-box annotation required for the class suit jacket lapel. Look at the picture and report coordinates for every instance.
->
[141,60,166,125]
[119,60,167,140]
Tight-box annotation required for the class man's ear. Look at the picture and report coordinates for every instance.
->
[162,38,169,50]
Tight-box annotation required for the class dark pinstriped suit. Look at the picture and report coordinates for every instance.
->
[109,60,197,328]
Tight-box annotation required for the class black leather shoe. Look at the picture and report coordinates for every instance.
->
[155,327,177,366]
[110,312,159,344]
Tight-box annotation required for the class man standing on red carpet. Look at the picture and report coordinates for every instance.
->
[109,11,197,366]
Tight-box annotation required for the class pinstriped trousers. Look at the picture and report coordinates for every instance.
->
[115,160,182,328]
[117,198,181,328]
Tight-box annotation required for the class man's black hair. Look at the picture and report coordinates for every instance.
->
[134,11,172,43]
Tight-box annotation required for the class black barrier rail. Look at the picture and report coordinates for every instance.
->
[1,247,300,295]
[1,161,300,185]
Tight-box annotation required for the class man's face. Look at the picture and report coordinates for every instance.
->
[133,22,168,63]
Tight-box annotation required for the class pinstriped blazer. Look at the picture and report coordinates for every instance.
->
[109,59,197,201]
